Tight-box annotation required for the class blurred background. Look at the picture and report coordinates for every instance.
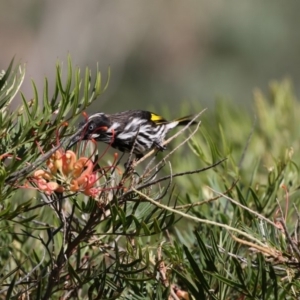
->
[1,0,300,115]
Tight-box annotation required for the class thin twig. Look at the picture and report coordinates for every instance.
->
[119,159,225,202]
[230,233,286,260]
[209,187,278,228]
[278,218,300,259]
[5,132,77,184]
[17,215,56,228]
[5,143,62,184]
[293,203,300,244]
[275,198,285,220]
[176,179,238,210]
[157,242,169,288]
[142,155,159,178]
[130,159,226,194]
[141,162,166,185]
[0,249,47,295]
[132,188,272,248]
[153,162,173,202]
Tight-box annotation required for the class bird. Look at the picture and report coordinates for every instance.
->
[67,110,196,160]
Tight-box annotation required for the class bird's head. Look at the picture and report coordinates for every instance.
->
[67,113,111,149]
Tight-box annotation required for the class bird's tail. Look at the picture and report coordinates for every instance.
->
[174,115,197,126]
[166,115,197,130]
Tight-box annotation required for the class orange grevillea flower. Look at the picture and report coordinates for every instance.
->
[28,149,101,197]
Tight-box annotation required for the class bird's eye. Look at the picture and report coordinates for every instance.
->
[88,123,95,131]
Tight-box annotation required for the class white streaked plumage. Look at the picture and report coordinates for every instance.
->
[69,110,195,158]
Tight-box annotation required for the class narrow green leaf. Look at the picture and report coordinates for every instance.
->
[232,258,249,293]
[103,65,110,92]
[153,218,162,233]
[11,215,39,225]
[56,63,64,95]
[72,68,80,115]
[268,264,278,299]
[21,93,34,123]
[30,80,39,118]
[173,268,204,299]
[183,245,213,296]
[5,273,17,300]
[50,64,60,106]
[65,55,73,95]
[249,187,263,211]
[209,271,251,297]
[201,126,223,163]
[0,57,14,91]
[235,186,253,220]
[195,230,217,272]
[43,77,51,113]
[84,67,90,107]
[140,221,151,235]
[67,261,82,285]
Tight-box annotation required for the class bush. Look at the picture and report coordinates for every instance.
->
[0,57,299,299]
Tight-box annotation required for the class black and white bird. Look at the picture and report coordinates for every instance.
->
[67,110,196,159]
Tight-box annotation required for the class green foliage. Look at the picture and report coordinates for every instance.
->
[1,57,300,300]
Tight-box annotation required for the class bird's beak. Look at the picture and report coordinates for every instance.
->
[66,134,82,150]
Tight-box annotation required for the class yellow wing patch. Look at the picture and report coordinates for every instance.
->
[150,113,167,124]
